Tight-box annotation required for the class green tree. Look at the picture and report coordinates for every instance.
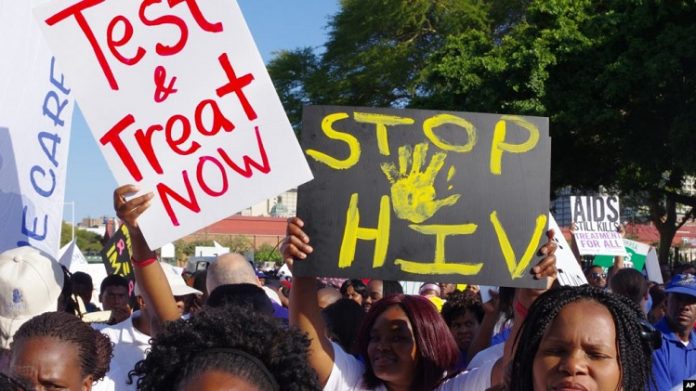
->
[269,0,696,264]
[60,221,104,254]
[379,0,696,264]
[268,0,494,129]
[254,242,282,266]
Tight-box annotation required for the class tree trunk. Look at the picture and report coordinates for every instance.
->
[649,185,695,266]
[649,191,678,266]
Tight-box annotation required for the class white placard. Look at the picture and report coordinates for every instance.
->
[0,1,75,258]
[548,213,588,286]
[33,0,313,249]
[195,244,229,257]
[570,195,626,256]
[160,242,175,258]
[645,247,663,284]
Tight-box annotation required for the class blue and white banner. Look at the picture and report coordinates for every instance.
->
[0,1,75,258]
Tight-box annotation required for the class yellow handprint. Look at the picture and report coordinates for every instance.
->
[381,143,460,224]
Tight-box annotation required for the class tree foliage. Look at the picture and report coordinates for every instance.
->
[268,0,696,263]
[60,221,104,254]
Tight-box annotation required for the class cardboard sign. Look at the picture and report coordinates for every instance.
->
[33,0,312,250]
[100,224,134,281]
[295,106,551,288]
[0,1,75,258]
[593,238,649,271]
[548,213,587,286]
[570,196,626,256]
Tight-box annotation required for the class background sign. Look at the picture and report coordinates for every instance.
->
[0,1,75,258]
[295,106,551,288]
[100,224,134,281]
[34,0,312,249]
[570,195,626,256]
[593,238,649,270]
[549,213,587,286]
[644,248,663,284]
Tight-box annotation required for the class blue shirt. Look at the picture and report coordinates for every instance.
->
[650,317,696,390]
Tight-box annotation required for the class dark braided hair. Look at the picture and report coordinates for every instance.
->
[510,286,653,391]
[0,373,30,391]
[11,312,112,382]
[129,305,320,391]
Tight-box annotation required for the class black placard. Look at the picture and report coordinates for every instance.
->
[295,106,551,288]
[100,224,134,283]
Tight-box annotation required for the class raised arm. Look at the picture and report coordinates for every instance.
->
[281,217,335,386]
[113,185,180,325]
[492,229,558,387]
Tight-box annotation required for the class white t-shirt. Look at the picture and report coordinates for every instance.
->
[466,342,504,370]
[93,311,151,391]
[323,342,496,391]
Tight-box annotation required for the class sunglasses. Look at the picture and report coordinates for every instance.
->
[591,272,607,280]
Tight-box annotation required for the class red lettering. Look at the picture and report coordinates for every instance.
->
[107,15,146,66]
[168,0,222,33]
[196,156,228,196]
[157,170,200,226]
[99,114,143,181]
[218,126,270,178]
[45,0,120,90]
[153,65,178,102]
[195,99,234,135]
[134,125,164,175]
[215,53,257,121]
[139,0,188,56]
[166,114,200,155]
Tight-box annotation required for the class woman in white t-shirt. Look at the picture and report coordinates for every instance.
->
[283,217,463,390]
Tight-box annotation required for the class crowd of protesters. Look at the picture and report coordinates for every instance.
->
[0,185,693,390]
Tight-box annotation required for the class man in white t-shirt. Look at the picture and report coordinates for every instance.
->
[94,263,201,391]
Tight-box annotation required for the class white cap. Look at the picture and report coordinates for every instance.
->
[134,262,202,297]
[0,247,64,349]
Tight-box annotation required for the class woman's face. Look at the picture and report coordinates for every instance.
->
[533,300,621,391]
[449,311,480,352]
[10,336,91,391]
[367,305,419,388]
[345,286,364,306]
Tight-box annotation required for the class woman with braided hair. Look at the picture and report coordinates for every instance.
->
[9,311,112,391]
[510,285,655,391]
[128,305,320,391]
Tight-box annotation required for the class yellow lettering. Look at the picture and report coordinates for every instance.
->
[353,112,415,156]
[121,261,131,276]
[490,211,547,279]
[338,193,391,269]
[122,225,132,254]
[489,115,539,175]
[394,224,483,275]
[305,112,361,170]
[423,114,477,153]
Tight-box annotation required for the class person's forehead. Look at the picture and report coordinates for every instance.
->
[373,306,411,331]
[669,292,696,303]
[104,285,128,294]
[453,311,476,322]
[12,337,81,381]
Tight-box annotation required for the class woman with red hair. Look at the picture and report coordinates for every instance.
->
[282,217,557,390]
